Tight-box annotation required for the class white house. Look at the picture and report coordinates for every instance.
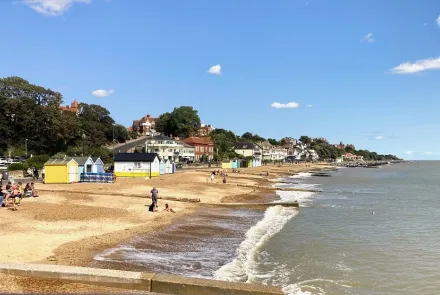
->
[114,153,160,177]
[234,142,262,162]
[307,149,319,161]
[178,142,195,162]
[145,134,182,162]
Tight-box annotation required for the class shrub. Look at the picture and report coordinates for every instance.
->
[8,163,25,171]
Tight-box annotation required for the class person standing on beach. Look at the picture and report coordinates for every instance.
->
[150,187,159,208]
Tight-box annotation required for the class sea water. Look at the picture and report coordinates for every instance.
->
[95,161,440,295]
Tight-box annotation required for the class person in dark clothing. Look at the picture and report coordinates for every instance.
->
[150,187,159,208]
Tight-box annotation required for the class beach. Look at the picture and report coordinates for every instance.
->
[0,163,330,293]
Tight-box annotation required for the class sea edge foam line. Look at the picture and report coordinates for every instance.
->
[214,205,298,283]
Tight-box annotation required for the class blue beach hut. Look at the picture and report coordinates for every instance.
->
[92,157,105,173]
[159,159,166,175]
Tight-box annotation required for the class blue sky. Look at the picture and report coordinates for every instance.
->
[1,0,440,159]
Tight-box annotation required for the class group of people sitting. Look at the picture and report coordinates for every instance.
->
[0,181,38,211]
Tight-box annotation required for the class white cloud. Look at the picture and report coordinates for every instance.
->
[92,89,114,98]
[423,151,432,155]
[436,15,440,27]
[424,22,428,26]
[389,57,440,74]
[207,64,221,75]
[306,104,312,108]
[22,0,91,16]
[271,102,300,109]
[405,151,416,155]
[361,33,375,43]
[375,136,383,140]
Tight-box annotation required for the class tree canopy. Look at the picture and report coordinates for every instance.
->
[155,106,201,138]
[0,76,125,157]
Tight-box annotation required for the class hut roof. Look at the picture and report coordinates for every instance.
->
[44,157,77,166]
[114,153,158,162]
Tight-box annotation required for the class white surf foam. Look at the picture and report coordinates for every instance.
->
[289,172,313,179]
[276,190,316,207]
[214,205,299,283]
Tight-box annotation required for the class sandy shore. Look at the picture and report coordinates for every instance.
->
[0,163,331,293]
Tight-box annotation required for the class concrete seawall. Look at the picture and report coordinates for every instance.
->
[0,263,283,295]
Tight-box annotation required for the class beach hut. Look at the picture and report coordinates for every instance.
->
[114,153,160,177]
[221,161,232,169]
[92,157,105,173]
[232,160,238,169]
[44,157,79,184]
[165,161,172,174]
[159,159,166,175]
[71,157,93,175]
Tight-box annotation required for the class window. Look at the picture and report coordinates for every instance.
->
[134,162,141,168]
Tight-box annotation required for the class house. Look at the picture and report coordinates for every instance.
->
[44,157,79,184]
[72,157,94,175]
[114,153,160,177]
[178,142,195,162]
[234,142,262,161]
[92,157,105,173]
[307,149,319,161]
[260,141,273,161]
[58,100,79,115]
[183,137,214,161]
[198,124,215,137]
[145,134,182,162]
[132,114,157,136]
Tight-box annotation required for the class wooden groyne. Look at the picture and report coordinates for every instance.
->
[36,188,201,203]
[0,263,283,295]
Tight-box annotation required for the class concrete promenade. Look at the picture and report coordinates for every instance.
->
[0,263,283,295]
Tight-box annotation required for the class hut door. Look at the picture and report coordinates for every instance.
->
[69,165,77,183]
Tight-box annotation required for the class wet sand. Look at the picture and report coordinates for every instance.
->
[0,163,331,292]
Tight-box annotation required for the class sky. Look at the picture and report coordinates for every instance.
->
[1,0,440,160]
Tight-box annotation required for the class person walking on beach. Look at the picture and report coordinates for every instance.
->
[150,187,159,208]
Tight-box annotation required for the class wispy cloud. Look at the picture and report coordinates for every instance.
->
[361,33,375,43]
[436,15,440,27]
[304,1,309,6]
[271,102,300,109]
[424,22,428,26]
[423,151,433,155]
[375,136,384,140]
[389,57,440,74]
[207,64,221,75]
[405,151,416,155]
[306,104,312,108]
[22,0,91,16]
[92,89,114,98]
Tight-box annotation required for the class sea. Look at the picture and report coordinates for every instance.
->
[93,161,440,295]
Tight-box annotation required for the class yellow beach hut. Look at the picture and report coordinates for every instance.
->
[44,157,79,184]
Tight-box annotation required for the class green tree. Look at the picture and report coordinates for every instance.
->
[268,138,279,146]
[155,107,201,138]
[113,124,128,143]
[299,136,312,145]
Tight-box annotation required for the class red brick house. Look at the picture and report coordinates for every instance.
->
[183,137,214,161]
[58,99,79,114]
[132,114,157,135]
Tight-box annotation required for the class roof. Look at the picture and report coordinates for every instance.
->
[259,141,273,148]
[178,142,194,148]
[146,134,174,141]
[235,142,256,149]
[184,136,213,145]
[114,153,158,162]
[71,157,90,166]
[44,158,77,166]
[92,157,104,164]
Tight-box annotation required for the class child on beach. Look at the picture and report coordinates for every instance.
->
[164,203,176,213]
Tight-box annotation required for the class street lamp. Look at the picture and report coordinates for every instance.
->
[82,133,86,156]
